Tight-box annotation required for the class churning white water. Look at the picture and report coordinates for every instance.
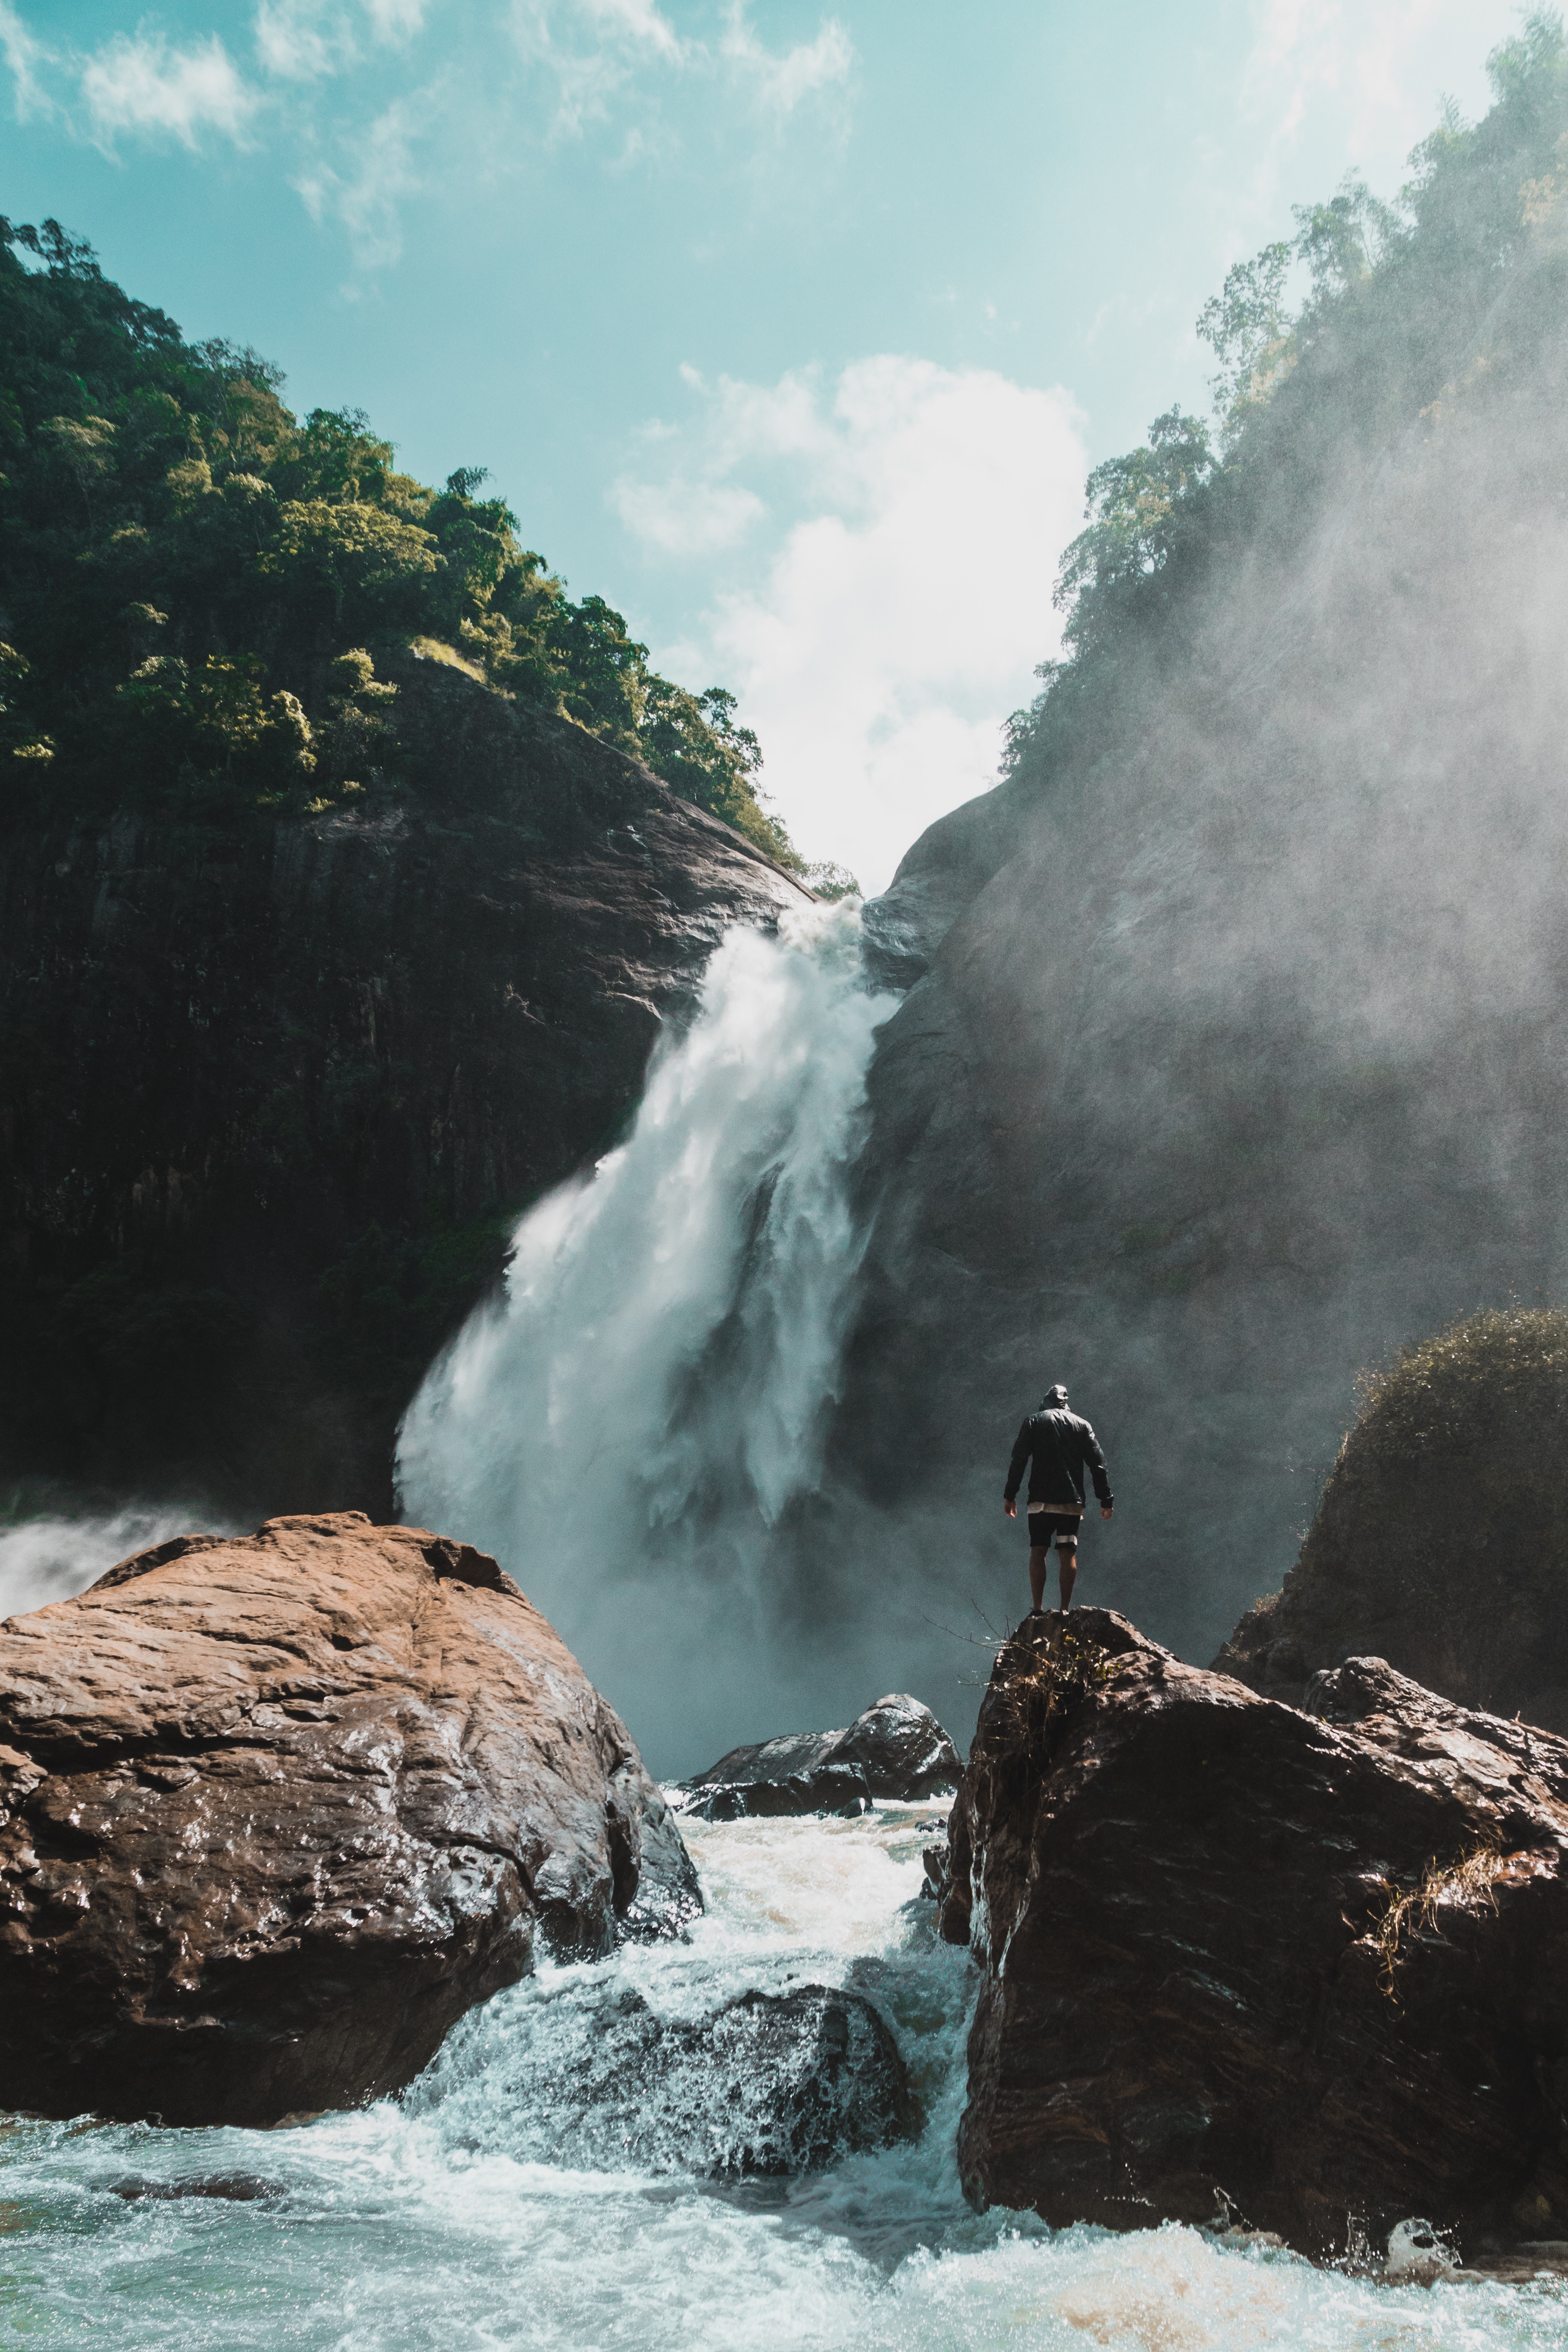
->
[397,902,899,1776]
[5,1809,1563,2350]
[0,1497,238,1617]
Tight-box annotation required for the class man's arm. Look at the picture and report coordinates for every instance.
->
[1003,1419,1031,1516]
[1081,1423,1114,1513]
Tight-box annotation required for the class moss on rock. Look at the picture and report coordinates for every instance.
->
[1216,1308,1568,1728]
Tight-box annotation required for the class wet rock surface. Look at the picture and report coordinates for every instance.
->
[942,1606,1568,2258]
[679,1694,961,1819]
[1,664,810,1511]
[0,1511,701,2129]
[417,1976,918,2178]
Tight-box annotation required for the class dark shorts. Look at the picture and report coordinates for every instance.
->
[1026,1508,1083,1549]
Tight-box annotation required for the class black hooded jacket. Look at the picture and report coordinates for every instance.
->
[1005,1395,1113,1512]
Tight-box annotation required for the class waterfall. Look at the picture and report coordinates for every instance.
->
[396,901,898,1776]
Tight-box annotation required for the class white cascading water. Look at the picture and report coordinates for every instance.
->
[397,900,899,1774]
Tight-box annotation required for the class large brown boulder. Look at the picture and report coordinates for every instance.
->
[940,1607,1568,2258]
[1217,1308,1568,1730]
[0,1511,701,2128]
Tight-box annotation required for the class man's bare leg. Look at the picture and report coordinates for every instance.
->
[1029,1544,1050,1611]
[1058,1542,1079,1611]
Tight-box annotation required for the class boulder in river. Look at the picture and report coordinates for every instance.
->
[0,1512,700,2129]
[1216,1307,1568,1732]
[678,1693,961,1819]
[940,1607,1568,2258]
[411,1974,918,2178]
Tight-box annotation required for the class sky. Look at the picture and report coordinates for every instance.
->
[0,0,1526,889]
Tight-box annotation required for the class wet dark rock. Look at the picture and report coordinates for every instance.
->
[424,1976,918,2179]
[943,1606,1568,2259]
[103,2175,285,2203]
[680,1694,961,1818]
[859,781,1028,989]
[685,1764,872,1822]
[0,663,810,1512]
[0,1512,701,2129]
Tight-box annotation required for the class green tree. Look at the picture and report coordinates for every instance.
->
[0,213,811,868]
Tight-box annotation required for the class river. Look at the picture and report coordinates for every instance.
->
[3,1804,1564,2348]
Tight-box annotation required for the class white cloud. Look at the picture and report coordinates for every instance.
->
[255,0,345,80]
[619,357,1088,892]
[580,0,683,62]
[508,0,686,137]
[363,0,426,41]
[720,0,852,116]
[80,29,258,148]
[295,94,420,268]
[0,0,53,120]
[254,0,424,82]
[611,475,766,555]
[509,0,850,142]
[1242,0,1517,162]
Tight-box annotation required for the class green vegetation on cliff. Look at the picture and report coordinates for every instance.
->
[1220,1308,1568,1728]
[1006,12,1568,774]
[0,219,805,873]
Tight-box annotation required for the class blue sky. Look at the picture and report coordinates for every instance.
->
[0,0,1523,885]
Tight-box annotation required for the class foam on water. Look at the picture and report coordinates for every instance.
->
[3,1808,1565,2351]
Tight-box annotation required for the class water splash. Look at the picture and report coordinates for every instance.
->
[3,1809,1562,2351]
[0,1497,236,1620]
[396,902,898,1774]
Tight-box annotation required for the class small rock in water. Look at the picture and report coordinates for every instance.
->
[101,2174,285,2203]
[415,1976,919,2178]
[676,1693,961,1817]
[689,1762,873,1821]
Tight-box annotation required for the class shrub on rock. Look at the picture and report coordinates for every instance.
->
[1218,1307,1568,1726]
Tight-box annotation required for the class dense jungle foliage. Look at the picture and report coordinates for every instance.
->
[1006,11,1568,775]
[0,220,806,873]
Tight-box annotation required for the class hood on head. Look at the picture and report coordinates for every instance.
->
[1042,1383,1069,1407]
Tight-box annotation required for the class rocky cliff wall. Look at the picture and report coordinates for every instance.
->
[0,656,809,1512]
[820,327,1568,1691]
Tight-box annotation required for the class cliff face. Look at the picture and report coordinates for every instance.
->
[825,317,1568,1679]
[0,657,809,1512]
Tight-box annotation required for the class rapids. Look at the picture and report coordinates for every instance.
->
[2,1806,1565,2348]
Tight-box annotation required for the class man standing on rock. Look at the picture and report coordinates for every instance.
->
[1003,1383,1114,1616]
